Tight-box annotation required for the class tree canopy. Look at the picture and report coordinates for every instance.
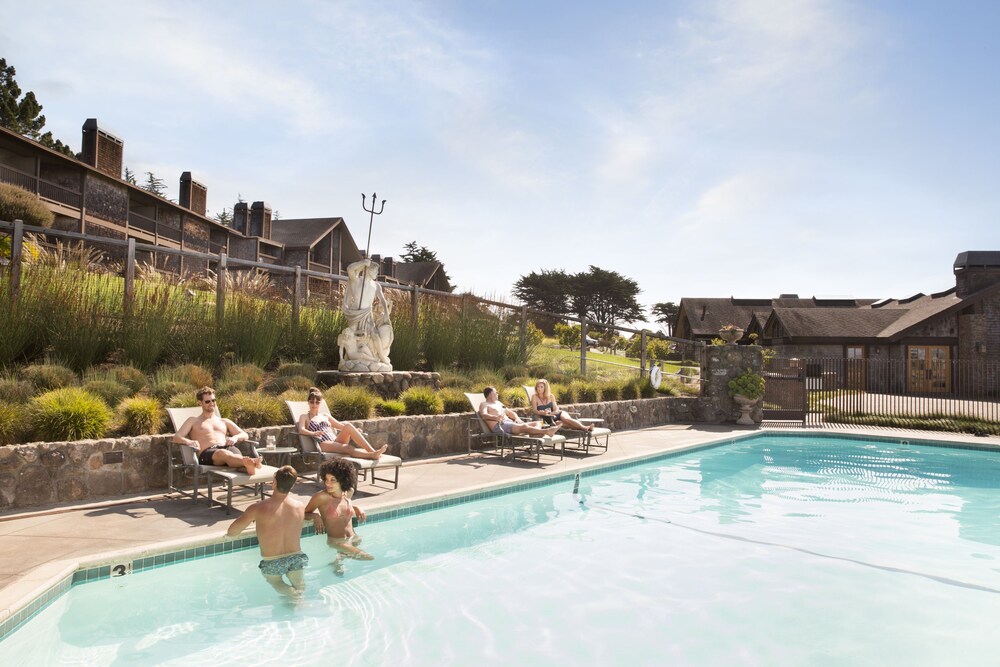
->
[651,301,679,336]
[0,58,73,157]
[141,172,167,197]
[514,265,644,327]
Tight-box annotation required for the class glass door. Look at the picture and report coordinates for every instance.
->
[908,346,951,393]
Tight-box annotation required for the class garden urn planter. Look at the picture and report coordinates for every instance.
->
[733,394,757,425]
[719,328,742,345]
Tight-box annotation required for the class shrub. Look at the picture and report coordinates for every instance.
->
[600,382,621,401]
[217,377,260,394]
[110,365,148,394]
[437,370,472,389]
[553,383,575,404]
[0,182,55,228]
[375,399,406,417]
[21,363,76,391]
[620,381,640,401]
[29,388,112,441]
[275,362,316,379]
[82,380,130,408]
[571,381,600,403]
[152,380,194,403]
[166,391,200,408]
[326,385,376,421]
[500,387,527,408]
[0,378,34,404]
[220,363,264,389]
[400,386,444,415]
[0,402,21,444]
[639,378,657,398]
[263,374,314,394]
[172,363,214,388]
[728,368,764,400]
[438,387,471,413]
[116,396,163,436]
[218,391,285,429]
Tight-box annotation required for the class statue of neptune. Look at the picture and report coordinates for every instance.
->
[338,259,394,372]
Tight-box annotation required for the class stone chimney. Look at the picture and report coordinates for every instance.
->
[954,251,1000,298]
[179,172,207,216]
[382,256,396,278]
[233,202,250,235]
[81,118,124,178]
[250,201,271,238]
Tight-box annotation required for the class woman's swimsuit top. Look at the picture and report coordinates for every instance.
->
[308,418,334,442]
[535,401,554,412]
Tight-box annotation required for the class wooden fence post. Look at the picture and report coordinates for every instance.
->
[124,238,136,318]
[519,305,528,360]
[580,316,588,376]
[640,330,648,377]
[216,252,227,329]
[411,285,419,331]
[10,219,24,302]
[292,265,301,339]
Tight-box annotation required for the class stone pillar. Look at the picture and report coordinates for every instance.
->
[700,345,763,424]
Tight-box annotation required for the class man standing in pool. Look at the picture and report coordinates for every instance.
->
[305,459,373,575]
[226,465,309,597]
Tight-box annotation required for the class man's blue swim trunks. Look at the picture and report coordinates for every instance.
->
[259,552,309,576]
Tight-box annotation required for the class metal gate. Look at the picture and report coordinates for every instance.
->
[762,357,807,423]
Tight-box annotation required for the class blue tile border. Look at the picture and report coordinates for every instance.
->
[2,428,997,643]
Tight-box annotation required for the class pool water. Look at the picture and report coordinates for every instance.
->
[4,435,1000,665]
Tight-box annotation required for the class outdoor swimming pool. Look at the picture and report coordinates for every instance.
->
[3,433,1000,665]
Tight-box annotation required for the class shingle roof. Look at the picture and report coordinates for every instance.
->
[677,296,876,337]
[269,217,342,249]
[394,261,443,288]
[769,308,906,339]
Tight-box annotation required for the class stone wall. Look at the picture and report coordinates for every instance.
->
[0,350,762,512]
[317,371,441,399]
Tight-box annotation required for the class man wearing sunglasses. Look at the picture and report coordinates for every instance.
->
[172,386,261,475]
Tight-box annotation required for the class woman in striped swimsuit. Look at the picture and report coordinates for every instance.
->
[296,388,387,461]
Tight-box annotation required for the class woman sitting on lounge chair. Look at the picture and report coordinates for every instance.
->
[530,379,594,432]
[296,387,387,461]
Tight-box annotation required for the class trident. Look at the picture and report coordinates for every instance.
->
[357,191,387,308]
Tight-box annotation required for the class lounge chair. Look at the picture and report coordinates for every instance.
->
[523,385,611,456]
[166,407,278,514]
[285,400,401,489]
[464,392,567,463]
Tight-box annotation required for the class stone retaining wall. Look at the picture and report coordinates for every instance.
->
[0,348,762,512]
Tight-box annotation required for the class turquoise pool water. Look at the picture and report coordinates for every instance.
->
[3,434,1000,665]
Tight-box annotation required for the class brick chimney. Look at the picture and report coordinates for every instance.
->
[179,172,207,216]
[382,256,396,278]
[81,118,124,178]
[233,202,250,235]
[954,251,1000,298]
[250,201,271,238]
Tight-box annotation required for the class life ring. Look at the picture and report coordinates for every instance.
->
[649,365,663,390]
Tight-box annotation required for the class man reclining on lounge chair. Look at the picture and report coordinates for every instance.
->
[479,386,562,438]
[172,386,262,475]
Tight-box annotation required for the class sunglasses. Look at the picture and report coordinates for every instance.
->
[203,399,217,404]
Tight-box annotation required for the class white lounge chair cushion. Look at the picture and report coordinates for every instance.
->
[343,454,402,470]
[207,464,279,484]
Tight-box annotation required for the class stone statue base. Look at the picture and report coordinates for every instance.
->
[317,370,441,399]
[338,359,393,373]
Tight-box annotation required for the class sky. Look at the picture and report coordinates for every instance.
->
[3,0,999,318]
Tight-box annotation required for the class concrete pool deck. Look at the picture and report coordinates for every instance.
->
[2,423,999,626]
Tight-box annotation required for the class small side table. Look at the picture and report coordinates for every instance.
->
[260,446,297,467]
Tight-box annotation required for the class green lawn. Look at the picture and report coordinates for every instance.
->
[531,341,696,382]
